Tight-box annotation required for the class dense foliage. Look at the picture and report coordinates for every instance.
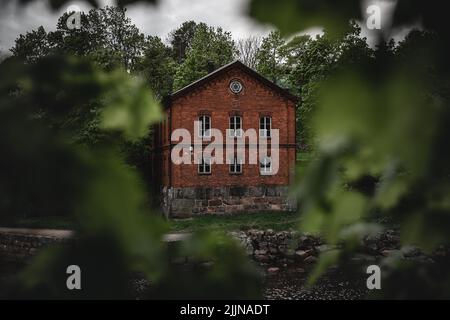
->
[1,1,262,299]
[250,0,450,298]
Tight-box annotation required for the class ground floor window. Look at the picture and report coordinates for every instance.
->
[229,157,242,174]
[198,157,211,174]
[260,156,272,174]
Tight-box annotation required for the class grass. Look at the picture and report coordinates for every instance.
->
[169,211,300,233]
[0,211,300,233]
[296,150,312,179]
[0,216,78,230]
[297,151,312,163]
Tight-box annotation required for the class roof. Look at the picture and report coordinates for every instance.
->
[164,60,298,106]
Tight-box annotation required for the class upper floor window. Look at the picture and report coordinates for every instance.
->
[229,116,242,137]
[260,116,271,138]
[260,156,272,174]
[198,115,211,138]
[229,157,242,174]
[198,157,211,174]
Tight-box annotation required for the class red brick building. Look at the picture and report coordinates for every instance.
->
[152,60,298,217]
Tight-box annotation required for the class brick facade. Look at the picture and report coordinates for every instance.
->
[152,61,298,217]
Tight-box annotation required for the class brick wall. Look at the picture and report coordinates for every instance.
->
[167,67,296,188]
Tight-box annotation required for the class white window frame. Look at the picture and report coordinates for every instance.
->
[198,157,211,174]
[259,156,272,174]
[198,115,211,138]
[259,116,271,138]
[229,116,242,137]
[229,157,242,174]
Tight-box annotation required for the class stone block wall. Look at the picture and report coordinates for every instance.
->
[163,185,297,218]
[0,228,73,262]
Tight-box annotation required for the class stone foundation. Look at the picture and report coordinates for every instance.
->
[162,185,297,218]
[0,228,74,262]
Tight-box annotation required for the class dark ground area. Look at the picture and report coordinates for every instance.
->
[262,264,368,300]
[0,259,368,300]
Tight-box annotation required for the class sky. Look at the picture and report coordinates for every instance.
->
[0,0,411,55]
[0,0,275,53]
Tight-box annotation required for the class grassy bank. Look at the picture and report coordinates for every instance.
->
[169,211,300,233]
[1,211,300,233]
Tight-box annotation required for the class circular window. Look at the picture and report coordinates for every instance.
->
[229,80,243,94]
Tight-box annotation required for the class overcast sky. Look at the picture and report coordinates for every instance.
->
[0,0,275,53]
[0,0,410,55]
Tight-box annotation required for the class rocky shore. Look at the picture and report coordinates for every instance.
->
[1,227,447,299]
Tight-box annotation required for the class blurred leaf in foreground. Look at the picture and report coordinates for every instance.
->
[248,0,450,298]
[0,55,260,299]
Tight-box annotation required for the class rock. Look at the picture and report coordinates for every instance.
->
[254,249,268,256]
[295,249,312,259]
[268,247,278,254]
[350,254,377,262]
[401,245,420,258]
[267,267,280,273]
[381,249,403,258]
[304,256,318,264]
[254,255,270,262]
[284,249,296,257]
[316,244,332,253]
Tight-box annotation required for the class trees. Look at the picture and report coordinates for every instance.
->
[138,36,175,99]
[250,0,450,299]
[168,20,198,63]
[288,22,373,149]
[173,23,237,90]
[251,22,373,149]
[11,6,146,71]
[10,26,52,63]
[255,31,286,85]
[236,36,261,69]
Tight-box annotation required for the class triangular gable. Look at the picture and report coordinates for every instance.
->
[165,60,298,105]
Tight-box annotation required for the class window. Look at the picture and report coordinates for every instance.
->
[260,157,272,174]
[229,157,242,174]
[260,117,271,138]
[229,116,242,137]
[229,80,243,94]
[198,157,211,174]
[198,115,211,138]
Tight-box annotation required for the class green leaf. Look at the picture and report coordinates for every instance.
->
[100,72,162,141]
[248,0,362,37]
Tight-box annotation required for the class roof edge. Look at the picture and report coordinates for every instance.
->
[163,60,298,107]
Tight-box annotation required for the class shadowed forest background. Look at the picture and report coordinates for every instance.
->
[1,0,450,299]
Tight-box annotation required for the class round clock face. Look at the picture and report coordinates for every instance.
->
[229,80,243,94]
